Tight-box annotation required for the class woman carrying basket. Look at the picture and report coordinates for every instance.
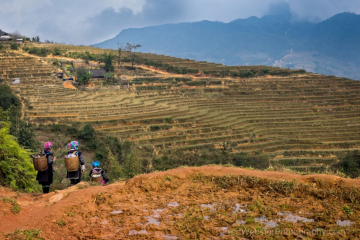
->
[66,141,85,186]
[89,161,109,185]
[36,142,56,194]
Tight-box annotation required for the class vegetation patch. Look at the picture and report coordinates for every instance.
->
[6,229,42,240]
[2,197,21,213]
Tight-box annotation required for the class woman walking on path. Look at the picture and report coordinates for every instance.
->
[36,142,56,194]
[66,141,85,186]
[89,161,109,185]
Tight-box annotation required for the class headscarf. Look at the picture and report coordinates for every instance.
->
[67,141,79,150]
[44,142,53,150]
[91,161,100,167]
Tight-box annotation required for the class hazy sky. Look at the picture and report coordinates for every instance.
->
[1,0,359,45]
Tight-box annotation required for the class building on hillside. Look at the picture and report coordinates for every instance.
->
[0,30,13,42]
[55,72,64,78]
[12,78,20,85]
[16,38,24,43]
[0,35,12,41]
[87,69,106,79]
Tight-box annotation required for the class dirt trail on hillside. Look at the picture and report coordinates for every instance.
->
[1,166,360,239]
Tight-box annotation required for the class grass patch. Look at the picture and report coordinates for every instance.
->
[2,197,21,214]
[343,205,353,214]
[192,173,360,203]
[6,229,42,240]
[55,219,67,227]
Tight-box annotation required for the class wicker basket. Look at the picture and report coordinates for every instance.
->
[91,173,102,183]
[33,153,48,171]
[65,155,79,172]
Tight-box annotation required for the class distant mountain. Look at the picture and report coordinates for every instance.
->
[94,12,360,80]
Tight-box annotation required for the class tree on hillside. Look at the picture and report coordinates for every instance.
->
[102,52,115,72]
[11,30,22,40]
[31,36,40,43]
[125,43,142,67]
[117,42,123,68]
[75,66,92,85]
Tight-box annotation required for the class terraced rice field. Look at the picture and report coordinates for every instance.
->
[1,47,360,172]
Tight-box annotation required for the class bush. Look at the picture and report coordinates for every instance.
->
[0,85,21,111]
[27,47,51,57]
[78,124,95,141]
[150,125,160,131]
[0,121,39,192]
[123,150,142,178]
[10,42,18,50]
[17,121,38,151]
[78,124,98,150]
[75,66,92,85]
[338,151,360,178]
[0,44,3,50]
[53,47,61,56]
[233,152,270,170]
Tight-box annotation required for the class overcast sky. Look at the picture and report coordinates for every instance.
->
[1,0,359,45]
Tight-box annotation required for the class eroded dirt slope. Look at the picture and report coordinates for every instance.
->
[1,166,360,239]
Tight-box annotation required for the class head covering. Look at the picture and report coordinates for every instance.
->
[91,161,100,167]
[44,142,53,149]
[67,141,79,150]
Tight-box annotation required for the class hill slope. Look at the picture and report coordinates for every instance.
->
[94,12,360,80]
[1,166,360,239]
[1,46,360,172]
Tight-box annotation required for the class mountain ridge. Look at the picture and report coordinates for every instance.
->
[94,12,360,80]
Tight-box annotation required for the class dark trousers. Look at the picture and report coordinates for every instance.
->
[42,184,50,193]
[70,179,80,185]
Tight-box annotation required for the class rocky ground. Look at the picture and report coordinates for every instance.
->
[1,166,360,239]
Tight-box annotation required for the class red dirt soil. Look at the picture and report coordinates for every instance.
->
[1,166,360,239]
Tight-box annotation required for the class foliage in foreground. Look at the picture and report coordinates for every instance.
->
[0,121,39,192]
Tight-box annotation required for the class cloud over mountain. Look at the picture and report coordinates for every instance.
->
[0,0,360,44]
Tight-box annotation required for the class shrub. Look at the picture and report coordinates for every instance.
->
[0,84,21,111]
[78,124,96,141]
[10,42,18,50]
[53,47,61,56]
[17,121,38,151]
[75,66,92,85]
[233,152,270,170]
[123,150,142,178]
[78,124,97,150]
[0,121,39,192]
[164,117,172,124]
[0,43,3,50]
[52,59,60,67]
[150,125,160,131]
[27,47,51,57]
[338,151,360,178]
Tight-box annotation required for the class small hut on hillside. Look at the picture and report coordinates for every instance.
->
[0,35,12,42]
[87,69,106,79]
[0,30,13,42]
